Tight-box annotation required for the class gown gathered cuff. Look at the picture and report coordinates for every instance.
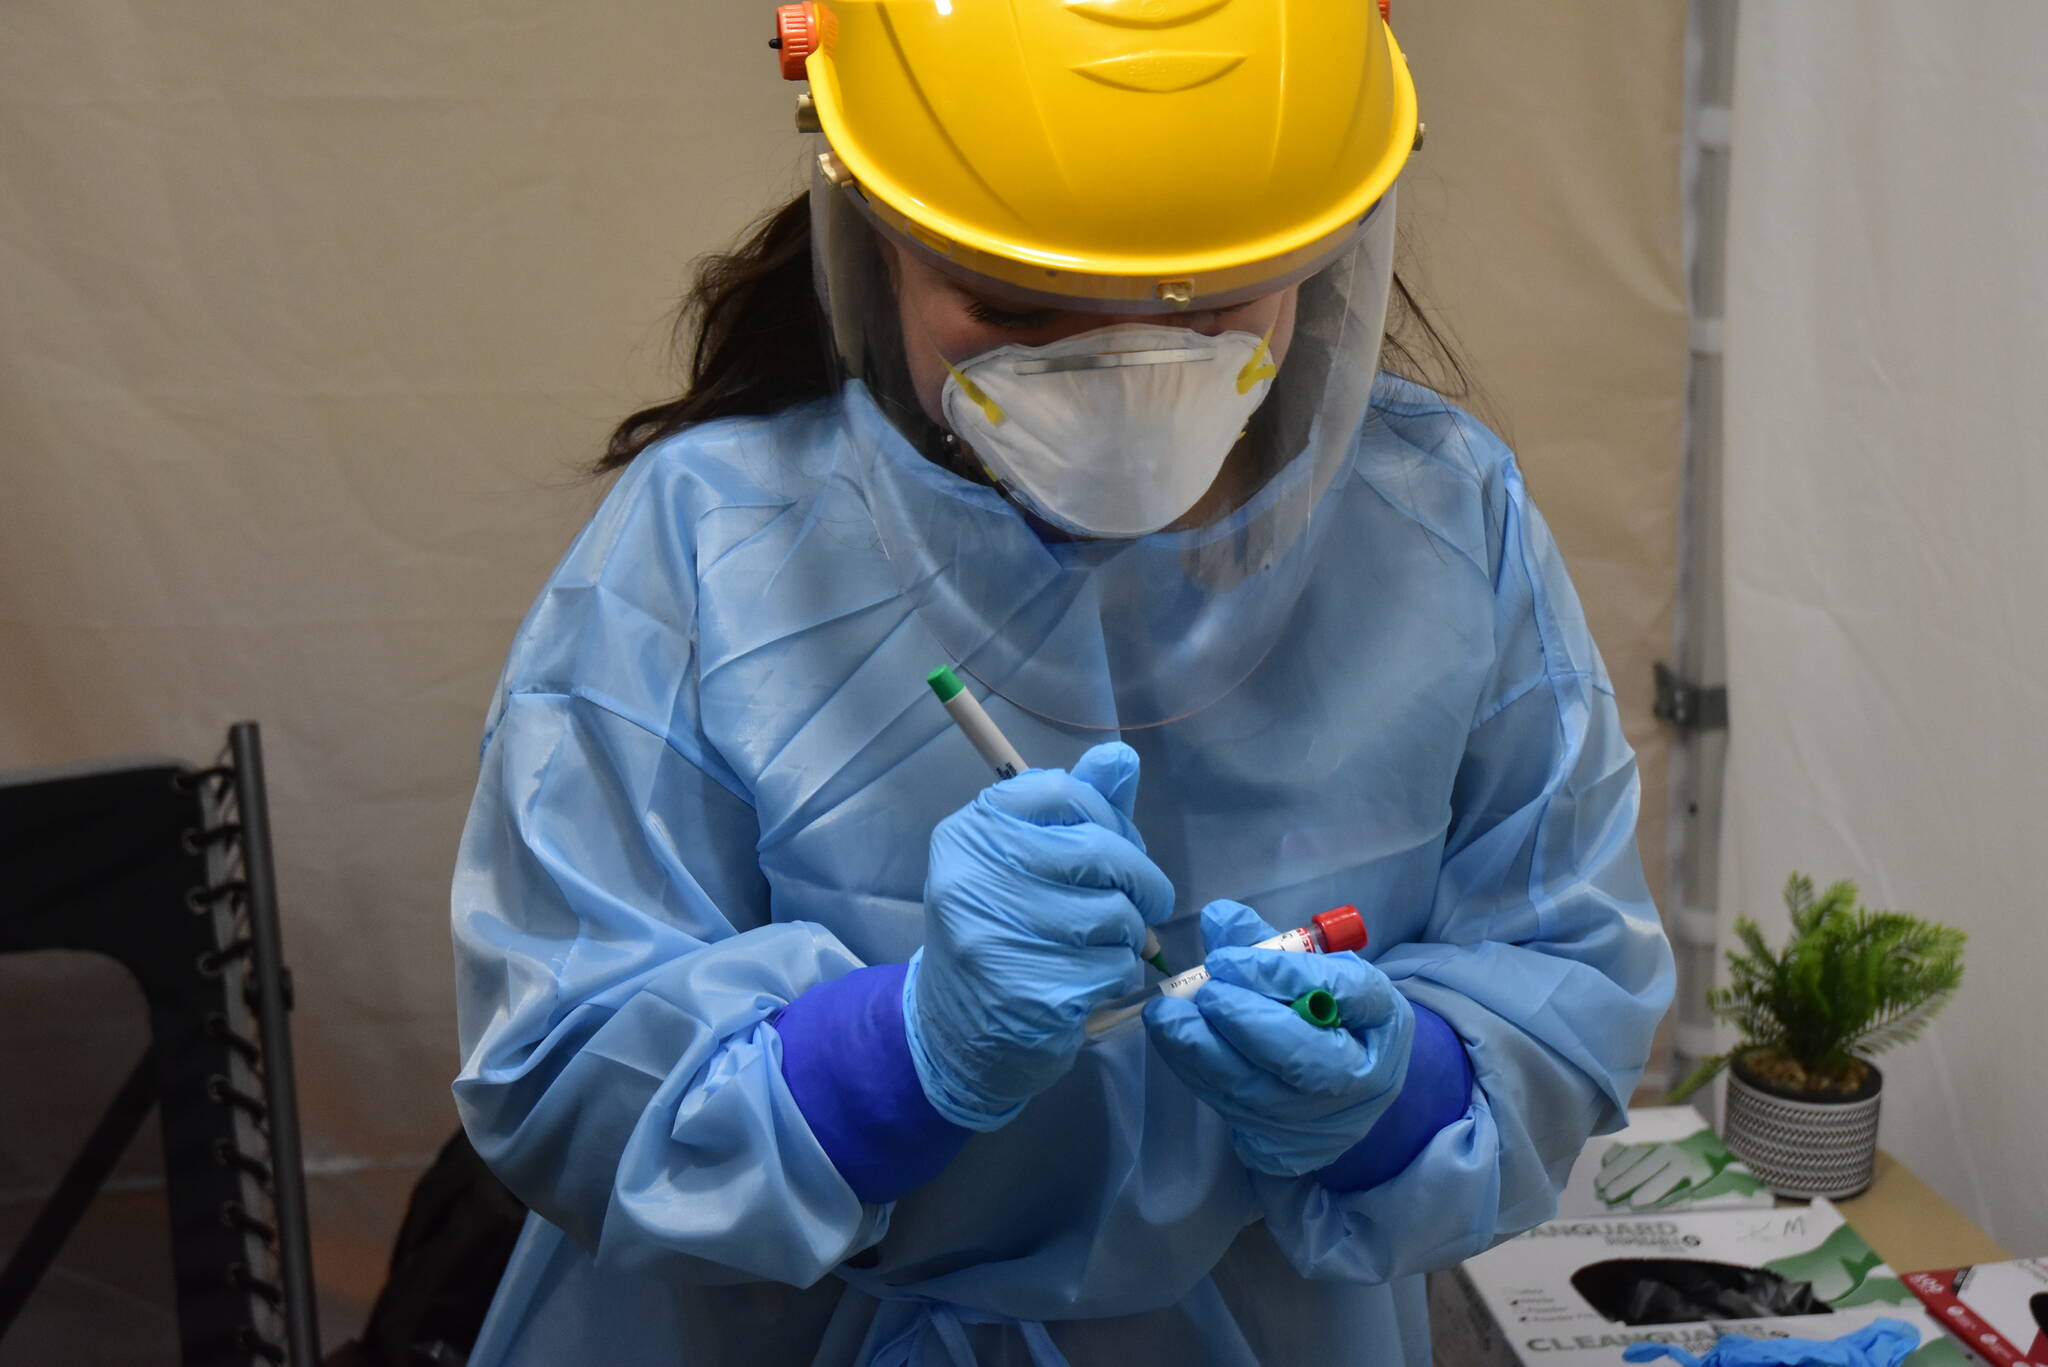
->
[1316,998,1473,1193]
[775,962,973,1204]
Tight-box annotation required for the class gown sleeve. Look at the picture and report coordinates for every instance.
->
[1255,449,1676,1283]
[450,452,891,1288]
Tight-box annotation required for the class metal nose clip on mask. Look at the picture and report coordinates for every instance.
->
[940,323,1281,540]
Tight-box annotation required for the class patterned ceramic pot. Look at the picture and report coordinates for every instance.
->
[1722,1054,1882,1200]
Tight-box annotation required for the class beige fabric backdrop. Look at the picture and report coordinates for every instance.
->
[0,2,1684,1353]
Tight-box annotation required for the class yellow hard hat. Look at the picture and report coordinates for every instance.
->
[773,0,1418,311]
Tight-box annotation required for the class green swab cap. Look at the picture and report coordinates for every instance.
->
[1291,988,1342,1030]
[926,665,964,702]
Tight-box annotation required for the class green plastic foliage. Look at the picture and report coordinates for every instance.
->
[1669,874,1965,1101]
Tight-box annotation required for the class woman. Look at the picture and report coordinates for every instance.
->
[451,3,1674,1363]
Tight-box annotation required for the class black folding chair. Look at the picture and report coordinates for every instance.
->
[0,722,319,1365]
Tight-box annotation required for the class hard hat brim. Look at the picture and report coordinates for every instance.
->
[844,177,1396,316]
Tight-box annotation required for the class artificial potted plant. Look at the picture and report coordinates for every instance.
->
[1669,874,1965,1200]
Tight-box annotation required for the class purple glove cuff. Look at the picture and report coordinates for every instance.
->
[774,963,972,1204]
[1317,999,1472,1193]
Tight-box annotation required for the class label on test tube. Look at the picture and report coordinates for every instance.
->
[1082,906,1365,1037]
[1155,927,1319,999]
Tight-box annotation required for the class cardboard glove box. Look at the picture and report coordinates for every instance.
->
[1428,1200,1967,1366]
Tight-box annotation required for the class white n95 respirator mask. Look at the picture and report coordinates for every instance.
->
[939,323,1280,539]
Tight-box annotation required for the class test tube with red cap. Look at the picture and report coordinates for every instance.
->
[1085,905,1369,1035]
[1153,905,1368,1001]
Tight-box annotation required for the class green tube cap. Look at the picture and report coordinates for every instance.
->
[1291,988,1343,1030]
[926,665,964,702]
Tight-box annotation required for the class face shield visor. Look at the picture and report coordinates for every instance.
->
[812,164,1399,730]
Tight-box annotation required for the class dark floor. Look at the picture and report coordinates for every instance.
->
[1,1156,426,1366]
[0,951,430,1366]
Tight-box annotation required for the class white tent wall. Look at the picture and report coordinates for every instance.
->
[0,3,1686,1352]
[1720,4,2048,1254]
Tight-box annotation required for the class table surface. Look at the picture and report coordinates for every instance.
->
[1822,1150,2012,1271]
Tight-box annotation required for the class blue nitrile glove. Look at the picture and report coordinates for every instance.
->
[905,742,1176,1132]
[1621,1317,1920,1366]
[1144,899,1416,1177]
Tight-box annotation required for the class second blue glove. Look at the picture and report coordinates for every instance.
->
[1145,899,1415,1177]
[907,742,1176,1131]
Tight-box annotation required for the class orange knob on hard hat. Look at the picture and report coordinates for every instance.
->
[772,3,819,82]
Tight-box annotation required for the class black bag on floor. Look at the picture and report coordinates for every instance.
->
[324,1129,526,1367]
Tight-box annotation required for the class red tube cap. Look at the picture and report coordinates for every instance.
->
[1313,904,1368,954]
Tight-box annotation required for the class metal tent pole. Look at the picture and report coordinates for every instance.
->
[1659,0,1740,1110]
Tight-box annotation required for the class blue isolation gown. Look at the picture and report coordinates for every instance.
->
[450,375,1675,1366]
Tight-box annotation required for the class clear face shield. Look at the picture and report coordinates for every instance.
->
[812,165,1399,730]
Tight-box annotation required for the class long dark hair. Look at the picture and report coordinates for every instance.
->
[596,192,1473,475]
